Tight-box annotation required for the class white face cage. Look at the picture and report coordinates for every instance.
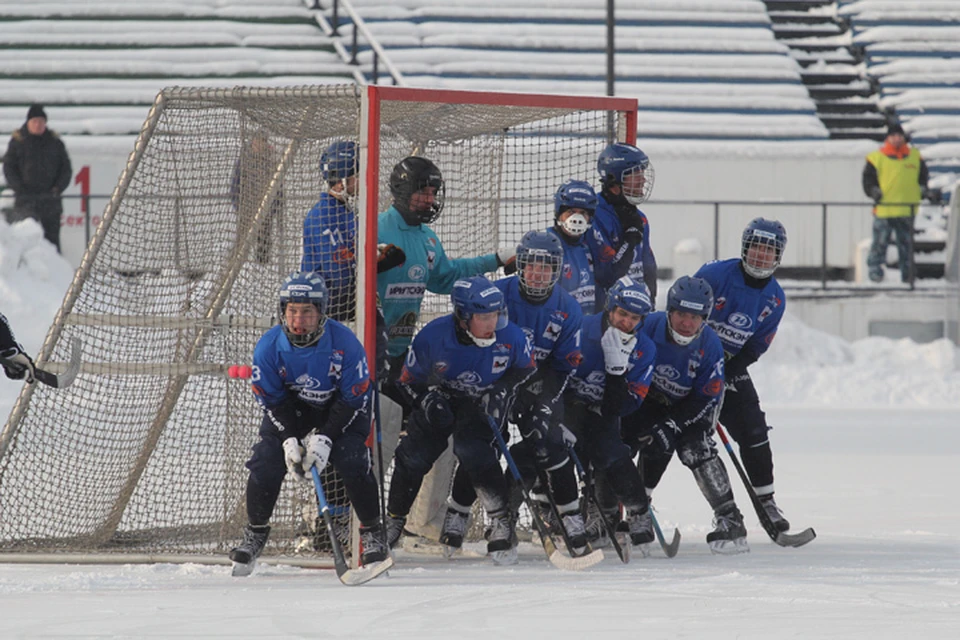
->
[517,249,563,299]
[558,212,590,237]
[621,163,655,205]
[741,231,784,279]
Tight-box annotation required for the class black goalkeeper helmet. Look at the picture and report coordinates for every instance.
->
[389,156,445,225]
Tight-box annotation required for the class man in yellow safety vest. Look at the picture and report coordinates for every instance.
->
[862,123,941,284]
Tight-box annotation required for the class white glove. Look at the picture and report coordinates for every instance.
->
[282,437,306,480]
[601,326,636,376]
[303,433,333,473]
[496,245,517,274]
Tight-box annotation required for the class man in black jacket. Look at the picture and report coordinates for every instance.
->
[3,105,73,252]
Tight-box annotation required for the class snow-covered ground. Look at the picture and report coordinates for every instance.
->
[1,219,958,638]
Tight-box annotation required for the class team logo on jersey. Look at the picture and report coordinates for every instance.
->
[434,361,449,375]
[566,350,583,368]
[333,245,355,264]
[456,370,482,386]
[727,312,753,330]
[327,351,344,378]
[543,321,562,342]
[493,342,511,354]
[765,330,777,345]
[492,356,509,374]
[563,264,573,280]
[549,309,569,323]
[655,364,680,381]
[426,250,436,268]
[714,296,726,311]
[758,305,773,323]
[579,268,590,283]
[408,264,425,280]
[522,327,534,342]
[687,358,698,379]
[427,237,437,247]
[278,366,287,380]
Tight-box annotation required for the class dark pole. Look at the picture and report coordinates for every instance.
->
[606,0,615,96]
[606,0,615,141]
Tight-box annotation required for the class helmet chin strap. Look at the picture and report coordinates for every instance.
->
[467,329,496,348]
[668,324,696,346]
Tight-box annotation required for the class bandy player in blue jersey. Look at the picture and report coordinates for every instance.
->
[229,272,388,576]
[695,218,791,533]
[384,275,536,565]
[587,142,658,309]
[440,231,588,555]
[563,276,656,550]
[620,276,748,554]
[547,179,599,315]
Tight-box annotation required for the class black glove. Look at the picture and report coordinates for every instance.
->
[868,186,883,204]
[419,388,454,427]
[483,385,511,426]
[923,188,943,205]
[636,419,679,457]
[614,203,645,246]
[1,346,35,383]
[376,243,406,274]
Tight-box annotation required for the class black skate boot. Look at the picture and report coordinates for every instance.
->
[626,508,655,556]
[486,509,518,566]
[230,524,270,577]
[707,505,749,555]
[359,524,389,565]
[758,493,790,532]
[439,502,471,558]
[384,513,407,549]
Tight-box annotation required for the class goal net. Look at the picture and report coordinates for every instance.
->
[0,85,637,566]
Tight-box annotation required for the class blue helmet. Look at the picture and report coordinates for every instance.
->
[597,142,655,205]
[279,271,329,347]
[741,217,787,279]
[605,276,653,326]
[516,230,563,300]
[451,275,509,346]
[666,276,714,346]
[321,140,358,184]
[554,179,597,237]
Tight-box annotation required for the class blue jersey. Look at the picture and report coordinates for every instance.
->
[695,258,785,361]
[587,193,657,308]
[640,311,725,408]
[567,313,655,416]
[301,193,356,316]
[377,206,499,357]
[547,227,597,315]
[495,276,583,375]
[399,315,536,398]
[251,320,371,424]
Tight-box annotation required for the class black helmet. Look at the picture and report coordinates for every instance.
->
[389,156,445,225]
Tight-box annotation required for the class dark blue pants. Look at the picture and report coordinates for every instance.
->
[244,408,379,526]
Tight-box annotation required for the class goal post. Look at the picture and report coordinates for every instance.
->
[0,84,637,565]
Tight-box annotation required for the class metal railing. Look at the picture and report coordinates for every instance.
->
[6,193,949,292]
[306,0,405,86]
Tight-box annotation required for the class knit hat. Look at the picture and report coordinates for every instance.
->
[26,104,47,121]
[887,123,906,137]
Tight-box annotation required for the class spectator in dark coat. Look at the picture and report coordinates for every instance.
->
[3,105,73,252]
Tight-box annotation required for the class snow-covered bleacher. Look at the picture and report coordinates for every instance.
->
[843,0,960,180]
[0,0,353,135]
[342,0,830,140]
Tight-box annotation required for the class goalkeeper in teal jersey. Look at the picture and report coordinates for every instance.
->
[377,156,516,410]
